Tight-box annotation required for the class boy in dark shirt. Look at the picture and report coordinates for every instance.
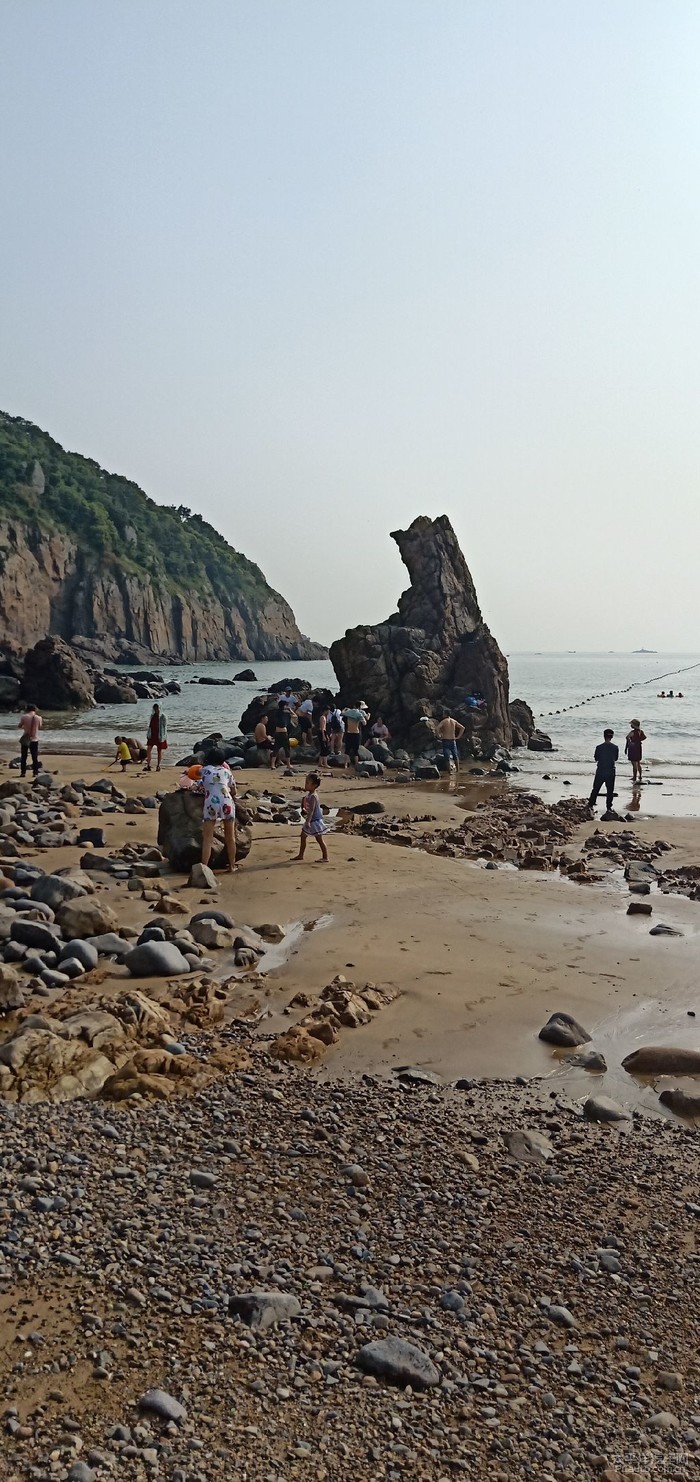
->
[588,728,619,811]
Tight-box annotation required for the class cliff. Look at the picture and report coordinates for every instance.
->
[330,515,514,755]
[0,412,326,663]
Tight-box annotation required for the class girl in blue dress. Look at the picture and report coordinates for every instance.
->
[294,772,329,863]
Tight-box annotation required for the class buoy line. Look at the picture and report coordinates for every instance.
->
[539,659,700,719]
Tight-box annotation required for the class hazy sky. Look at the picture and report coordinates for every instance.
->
[2,1,699,651]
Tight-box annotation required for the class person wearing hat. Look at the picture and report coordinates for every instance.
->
[625,719,646,786]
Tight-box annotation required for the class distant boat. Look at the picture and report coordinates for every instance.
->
[633,647,657,653]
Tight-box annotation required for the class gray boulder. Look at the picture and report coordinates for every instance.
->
[539,1012,591,1048]
[157,789,252,872]
[59,939,98,971]
[137,1388,187,1423]
[228,1291,301,1331]
[123,941,192,977]
[357,1335,439,1388]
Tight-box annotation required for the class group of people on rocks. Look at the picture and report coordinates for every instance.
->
[253,690,391,774]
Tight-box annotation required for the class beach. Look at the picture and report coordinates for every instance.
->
[1,748,699,1478]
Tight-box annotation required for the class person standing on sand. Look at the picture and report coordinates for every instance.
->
[294,771,329,863]
[625,719,646,785]
[588,728,619,812]
[437,712,465,771]
[200,747,237,872]
[145,703,168,771]
[18,704,42,778]
[272,700,292,772]
[317,705,331,769]
[329,706,344,756]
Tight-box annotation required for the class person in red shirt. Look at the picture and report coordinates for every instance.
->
[18,704,43,778]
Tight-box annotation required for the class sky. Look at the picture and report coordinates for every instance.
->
[1,1,699,652]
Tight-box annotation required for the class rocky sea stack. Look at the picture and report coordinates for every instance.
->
[330,514,549,756]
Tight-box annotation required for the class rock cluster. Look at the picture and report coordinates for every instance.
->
[10,636,183,712]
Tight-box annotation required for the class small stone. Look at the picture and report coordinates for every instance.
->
[547,1305,577,1329]
[188,863,218,890]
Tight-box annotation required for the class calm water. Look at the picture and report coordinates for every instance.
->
[0,650,697,780]
[508,652,700,769]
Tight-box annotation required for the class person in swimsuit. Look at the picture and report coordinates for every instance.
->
[625,719,646,785]
[255,714,274,768]
[293,771,329,863]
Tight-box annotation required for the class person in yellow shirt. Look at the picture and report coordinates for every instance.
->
[110,736,132,773]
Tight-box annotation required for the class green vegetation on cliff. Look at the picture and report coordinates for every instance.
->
[0,411,276,610]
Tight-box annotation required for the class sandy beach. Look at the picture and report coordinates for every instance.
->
[1,748,699,1109]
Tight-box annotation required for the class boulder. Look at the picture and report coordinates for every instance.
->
[357,1336,439,1388]
[94,677,138,704]
[21,637,95,710]
[138,1389,187,1424]
[329,515,513,752]
[528,729,554,752]
[10,919,62,955]
[583,1095,631,1123]
[623,1046,700,1077]
[0,675,20,708]
[59,939,99,971]
[538,1012,591,1048]
[505,1129,553,1164]
[228,1291,300,1331]
[56,898,119,938]
[123,941,192,977]
[234,669,257,681]
[31,873,89,908]
[659,1089,700,1117]
[157,790,252,872]
[509,698,536,747]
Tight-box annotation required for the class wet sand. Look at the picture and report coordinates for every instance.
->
[5,749,700,1119]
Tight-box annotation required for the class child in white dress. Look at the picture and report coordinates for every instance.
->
[294,772,329,863]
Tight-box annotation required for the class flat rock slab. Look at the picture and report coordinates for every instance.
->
[584,1095,631,1123]
[623,1045,700,1076]
[228,1291,301,1331]
[394,1065,442,1086]
[566,1049,607,1072]
[539,1012,591,1048]
[505,1129,554,1164]
[138,1388,187,1423]
[357,1335,439,1388]
[627,901,653,916]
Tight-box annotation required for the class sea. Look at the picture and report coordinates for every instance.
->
[1,650,698,813]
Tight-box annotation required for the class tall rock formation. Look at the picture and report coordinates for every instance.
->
[330,516,512,755]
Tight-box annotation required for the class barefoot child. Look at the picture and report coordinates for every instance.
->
[294,772,329,862]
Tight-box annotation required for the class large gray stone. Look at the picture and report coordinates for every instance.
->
[31,873,88,909]
[123,941,192,977]
[59,939,98,971]
[228,1291,301,1331]
[10,919,62,955]
[539,1012,591,1048]
[137,1388,187,1423]
[583,1095,630,1123]
[357,1335,439,1388]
